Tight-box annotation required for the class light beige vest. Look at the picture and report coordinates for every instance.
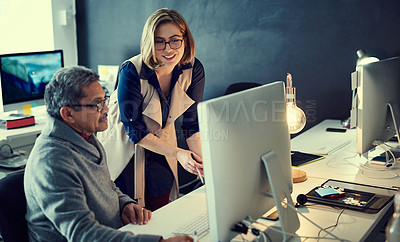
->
[98,54,195,207]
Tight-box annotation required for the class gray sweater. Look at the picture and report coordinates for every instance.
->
[24,117,161,242]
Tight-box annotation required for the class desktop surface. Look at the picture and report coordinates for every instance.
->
[120,178,395,241]
[291,119,400,188]
[120,119,398,241]
[0,108,47,179]
[120,186,210,240]
[0,107,47,141]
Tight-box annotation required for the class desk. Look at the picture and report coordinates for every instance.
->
[292,119,400,188]
[0,114,46,179]
[0,114,46,142]
[120,119,398,241]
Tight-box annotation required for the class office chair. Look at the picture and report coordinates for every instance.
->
[224,82,261,95]
[0,170,29,242]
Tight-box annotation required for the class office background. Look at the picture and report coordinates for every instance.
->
[76,0,400,131]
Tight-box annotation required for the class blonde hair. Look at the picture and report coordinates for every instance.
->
[141,8,195,69]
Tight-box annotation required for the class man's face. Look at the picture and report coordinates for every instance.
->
[68,81,109,136]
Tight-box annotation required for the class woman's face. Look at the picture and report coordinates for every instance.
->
[154,22,185,69]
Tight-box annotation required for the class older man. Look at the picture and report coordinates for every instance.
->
[24,66,191,242]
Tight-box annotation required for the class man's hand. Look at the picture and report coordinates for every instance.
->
[121,203,152,225]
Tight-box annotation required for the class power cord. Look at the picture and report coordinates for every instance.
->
[179,177,202,189]
[232,200,351,242]
[371,140,397,167]
[317,208,345,239]
[0,143,14,156]
[353,141,400,178]
[241,215,350,242]
[284,201,348,241]
[233,219,270,242]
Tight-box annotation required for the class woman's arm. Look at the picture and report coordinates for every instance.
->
[138,133,202,175]
[117,62,150,144]
[182,59,205,167]
[181,59,205,139]
[186,132,202,160]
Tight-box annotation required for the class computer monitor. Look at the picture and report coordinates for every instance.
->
[198,81,299,241]
[0,50,64,114]
[351,57,400,156]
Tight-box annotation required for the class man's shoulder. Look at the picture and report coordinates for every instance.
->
[30,134,76,162]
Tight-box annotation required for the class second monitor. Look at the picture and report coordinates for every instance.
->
[351,56,400,157]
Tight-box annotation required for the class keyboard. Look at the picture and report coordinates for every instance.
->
[166,210,209,239]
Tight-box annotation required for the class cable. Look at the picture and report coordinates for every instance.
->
[354,140,400,178]
[252,193,350,241]
[232,220,269,242]
[244,216,349,241]
[286,202,349,241]
[179,178,201,190]
[0,143,14,155]
[356,142,400,178]
[239,233,249,242]
[371,140,399,166]
[374,141,397,167]
[359,167,399,179]
[359,163,390,172]
[325,152,362,176]
[317,208,345,239]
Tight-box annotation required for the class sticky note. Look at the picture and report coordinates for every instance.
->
[315,188,340,197]
[23,104,32,115]
[99,65,109,76]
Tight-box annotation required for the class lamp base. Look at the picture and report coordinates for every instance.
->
[292,168,307,183]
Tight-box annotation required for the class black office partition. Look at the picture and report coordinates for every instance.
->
[76,0,400,131]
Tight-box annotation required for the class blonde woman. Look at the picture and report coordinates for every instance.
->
[112,8,205,211]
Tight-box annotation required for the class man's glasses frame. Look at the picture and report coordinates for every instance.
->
[69,96,110,112]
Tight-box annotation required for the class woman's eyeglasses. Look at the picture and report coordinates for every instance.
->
[154,38,183,50]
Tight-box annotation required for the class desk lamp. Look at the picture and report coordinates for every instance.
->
[350,49,379,128]
[356,49,379,68]
[286,73,307,183]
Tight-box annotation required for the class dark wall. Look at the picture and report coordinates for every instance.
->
[76,0,400,131]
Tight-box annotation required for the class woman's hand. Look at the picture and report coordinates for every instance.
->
[177,150,203,175]
[121,203,152,225]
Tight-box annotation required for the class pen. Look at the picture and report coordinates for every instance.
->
[191,153,204,184]
[196,167,204,184]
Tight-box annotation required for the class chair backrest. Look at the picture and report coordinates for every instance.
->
[224,82,261,95]
[0,170,29,242]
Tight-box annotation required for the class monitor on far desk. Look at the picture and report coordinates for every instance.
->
[351,56,400,159]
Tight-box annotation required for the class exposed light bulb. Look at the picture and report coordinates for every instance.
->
[286,73,306,134]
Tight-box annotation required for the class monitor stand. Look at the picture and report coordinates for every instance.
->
[373,102,400,166]
[261,151,300,241]
[380,102,400,145]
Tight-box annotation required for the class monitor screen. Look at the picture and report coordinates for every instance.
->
[198,81,298,241]
[0,50,64,113]
[352,57,400,156]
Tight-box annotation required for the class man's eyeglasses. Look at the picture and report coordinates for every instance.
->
[154,38,183,50]
[69,96,110,112]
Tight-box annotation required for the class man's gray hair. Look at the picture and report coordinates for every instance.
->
[45,65,100,119]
